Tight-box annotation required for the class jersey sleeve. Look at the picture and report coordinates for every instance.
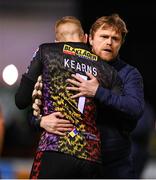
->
[15,46,42,109]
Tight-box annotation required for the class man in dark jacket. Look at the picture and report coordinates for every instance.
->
[24,14,144,179]
[15,16,123,179]
[67,14,144,178]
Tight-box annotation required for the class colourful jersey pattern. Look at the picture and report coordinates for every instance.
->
[36,42,122,163]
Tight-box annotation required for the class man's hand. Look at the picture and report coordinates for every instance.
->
[32,75,43,101]
[32,98,42,117]
[66,72,99,98]
[40,112,74,135]
[32,75,43,117]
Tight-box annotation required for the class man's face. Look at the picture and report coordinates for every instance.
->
[89,27,122,61]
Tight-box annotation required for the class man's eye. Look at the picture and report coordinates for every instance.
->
[112,37,117,41]
[101,35,107,39]
[112,37,121,42]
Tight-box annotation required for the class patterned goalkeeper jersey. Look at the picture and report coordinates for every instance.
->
[33,42,122,163]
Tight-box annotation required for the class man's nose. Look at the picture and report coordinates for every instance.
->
[106,37,112,45]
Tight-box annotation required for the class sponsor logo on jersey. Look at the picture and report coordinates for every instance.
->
[63,44,98,61]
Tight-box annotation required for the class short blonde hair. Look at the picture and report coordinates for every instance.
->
[55,16,84,41]
[90,14,128,43]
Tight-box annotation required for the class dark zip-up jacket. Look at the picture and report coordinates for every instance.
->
[95,58,144,164]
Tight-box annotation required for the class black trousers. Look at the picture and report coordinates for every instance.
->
[101,156,136,179]
[30,151,102,179]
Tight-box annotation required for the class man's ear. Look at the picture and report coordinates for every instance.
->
[89,36,93,45]
[82,33,88,43]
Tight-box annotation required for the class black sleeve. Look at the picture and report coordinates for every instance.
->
[15,47,42,109]
[27,109,43,131]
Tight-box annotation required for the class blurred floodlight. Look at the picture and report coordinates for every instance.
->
[2,64,18,85]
